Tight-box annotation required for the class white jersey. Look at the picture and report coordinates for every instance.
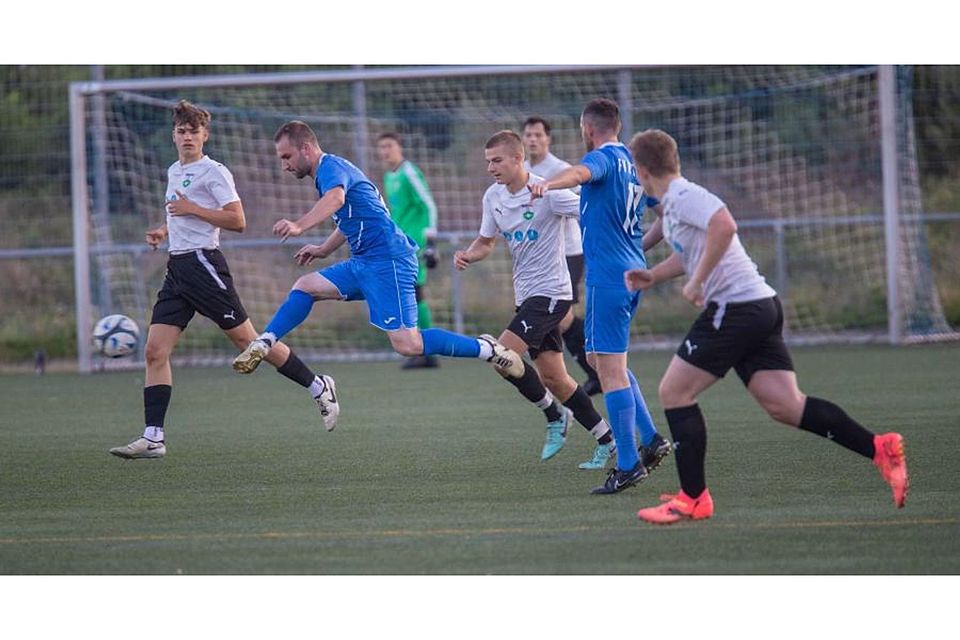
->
[480,173,580,306]
[165,156,240,254]
[524,152,583,256]
[661,177,776,306]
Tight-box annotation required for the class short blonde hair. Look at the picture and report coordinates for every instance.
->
[484,129,524,156]
[628,129,680,177]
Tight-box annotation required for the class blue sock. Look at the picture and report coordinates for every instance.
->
[604,387,639,470]
[264,289,315,341]
[421,328,481,358]
[627,369,658,446]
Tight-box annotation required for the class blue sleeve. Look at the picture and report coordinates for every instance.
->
[318,158,351,194]
[580,150,609,184]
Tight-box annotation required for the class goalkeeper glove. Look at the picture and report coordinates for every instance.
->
[423,238,439,269]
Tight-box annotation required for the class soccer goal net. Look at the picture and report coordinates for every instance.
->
[71,65,956,371]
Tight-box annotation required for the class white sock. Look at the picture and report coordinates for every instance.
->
[534,391,555,411]
[590,419,612,442]
[308,376,326,398]
[143,426,164,442]
[477,339,494,360]
[259,332,277,347]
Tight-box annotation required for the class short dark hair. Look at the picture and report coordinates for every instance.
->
[173,100,210,129]
[377,132,402,145]
[522,116,551,136]
[628,129,681,177]
[273,120,319,148]
[484,129,524,155]
[582,98,621,135]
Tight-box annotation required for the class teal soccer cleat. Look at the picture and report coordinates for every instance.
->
[578,441,616,470]
[540,407,571,460]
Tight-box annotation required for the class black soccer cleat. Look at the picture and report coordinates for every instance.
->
[640,433,673,473]
[591,460,649,494]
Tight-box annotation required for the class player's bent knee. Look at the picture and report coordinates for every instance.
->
[759,395,804,426]
[762,401,794,425]
[658,378,688,408]
[144,341,171,366]
[389,332,423,357]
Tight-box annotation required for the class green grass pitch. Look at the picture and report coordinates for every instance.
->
[1,344,958,574]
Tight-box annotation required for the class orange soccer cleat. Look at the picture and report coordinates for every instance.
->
[637,489,714,525]
[873,433,908,508]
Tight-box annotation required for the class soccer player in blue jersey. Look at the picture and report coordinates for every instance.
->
[528,99,671,494]
[232,121,523,430]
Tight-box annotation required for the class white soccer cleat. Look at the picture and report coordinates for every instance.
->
[478,334,525,378]
[109,437,166,459]
[233,338,271,374]
[315,375,340,432]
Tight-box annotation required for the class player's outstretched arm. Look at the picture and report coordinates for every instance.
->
[454,235,497,270]
[274,187,346,241]
[529,165,592,200]
[642,213,664,252]
[294,229,347,266]
[625,253,685,291]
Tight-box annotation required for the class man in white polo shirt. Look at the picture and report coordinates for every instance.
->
[522,116,601,396]
[109,100,335,459]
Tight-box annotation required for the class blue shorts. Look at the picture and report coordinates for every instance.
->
[319,254,419,331]
[584,284,642,354]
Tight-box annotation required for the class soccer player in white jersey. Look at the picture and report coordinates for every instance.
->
[110,101,335,459]
[522,117,600,396]
[623,129,909,523]
[455,130,616,469]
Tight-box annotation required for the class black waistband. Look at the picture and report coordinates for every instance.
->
[169,248,222,261]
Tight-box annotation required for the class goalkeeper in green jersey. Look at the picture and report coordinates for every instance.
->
[376,132,441,368]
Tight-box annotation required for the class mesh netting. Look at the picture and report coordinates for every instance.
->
[78,65,955,367]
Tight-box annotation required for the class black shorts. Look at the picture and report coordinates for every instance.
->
[507,296,573,360]
[677,296,794,385]
[566,254,585,304]
[150,249,249,331]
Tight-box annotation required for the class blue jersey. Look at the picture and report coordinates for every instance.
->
[579,142,656,287]
[315,154,418,260]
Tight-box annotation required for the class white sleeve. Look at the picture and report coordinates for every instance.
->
[479,192,499,238]
[548,188,581,218]
[208,165,241,208]
[676,186,725,230]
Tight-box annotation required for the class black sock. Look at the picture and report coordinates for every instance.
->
[665,404,708,498]
[799,396,876,459]
[562,385,605,435]
[144,384,172,435]
[506,361,561,421]
[562,316,599,382]
[276,350,316,388]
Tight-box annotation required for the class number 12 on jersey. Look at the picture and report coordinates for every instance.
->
[622,182,645,238]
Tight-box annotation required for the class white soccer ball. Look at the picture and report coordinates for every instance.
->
[93,314,141,358]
